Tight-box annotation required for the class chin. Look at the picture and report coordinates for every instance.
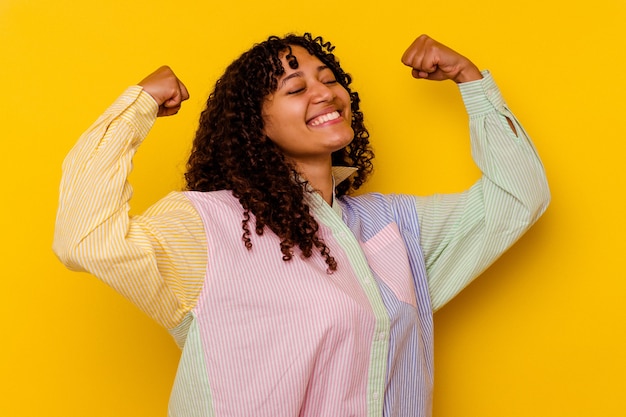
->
[330,140,354,154]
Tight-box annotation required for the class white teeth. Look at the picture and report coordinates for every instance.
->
[309,111,340,126]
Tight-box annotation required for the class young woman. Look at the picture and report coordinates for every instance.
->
[54,33,550,416]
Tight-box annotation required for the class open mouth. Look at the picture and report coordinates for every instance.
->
[308,110,341,127]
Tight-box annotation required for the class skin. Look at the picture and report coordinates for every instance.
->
[262,45,355,205]
[138,65,190,117]
[401,34,482,83]
[138,35,484,204]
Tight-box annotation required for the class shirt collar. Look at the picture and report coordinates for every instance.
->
[332,166,358,184]
[330,166,357,216]
[302,166,357,215]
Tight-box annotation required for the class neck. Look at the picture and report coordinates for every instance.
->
[294,160,334,205]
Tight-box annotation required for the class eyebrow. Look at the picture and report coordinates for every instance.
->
[279,65,331,90]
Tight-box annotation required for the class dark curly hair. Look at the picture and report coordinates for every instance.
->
[185,33,374,272]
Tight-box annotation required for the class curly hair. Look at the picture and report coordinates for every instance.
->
[185,33,374,272]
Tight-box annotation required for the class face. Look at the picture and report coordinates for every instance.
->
[262,45,354,167]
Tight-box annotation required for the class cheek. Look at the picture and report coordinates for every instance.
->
[345,107,354,128]
[339,90,353,119]
[261,96,283,133]
[261,109,283,141]
[263,115,294,145]
[263,102,302,137]
[261,119,273,142]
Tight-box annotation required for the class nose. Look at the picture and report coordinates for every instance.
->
[311,81,336,103]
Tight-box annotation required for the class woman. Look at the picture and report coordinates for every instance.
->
[54,33,550,416]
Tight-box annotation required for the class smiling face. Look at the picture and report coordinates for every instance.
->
[262,45,354,168]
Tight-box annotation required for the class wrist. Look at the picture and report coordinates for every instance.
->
[454,64,483,84]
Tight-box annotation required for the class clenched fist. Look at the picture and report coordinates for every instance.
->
[138,66,190,117]
[401,35,482,83]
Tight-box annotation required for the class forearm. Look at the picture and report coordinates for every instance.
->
[53,86,157,268]
[419,72,550,311]
[461,71,550,220]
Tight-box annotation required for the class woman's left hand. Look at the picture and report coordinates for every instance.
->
[401,35,482,83]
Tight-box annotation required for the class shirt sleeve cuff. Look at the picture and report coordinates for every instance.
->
[116,86,159,140]
[458,70,508,116]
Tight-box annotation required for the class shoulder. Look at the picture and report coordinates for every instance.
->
[143,191,198,217]
[340,193,421,235]
[144,190,239,214]
[339,192,417,215]
[182,190,243,211]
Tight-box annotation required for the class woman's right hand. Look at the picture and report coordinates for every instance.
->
[138,66,189,117]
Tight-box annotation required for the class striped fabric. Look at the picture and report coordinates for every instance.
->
[53,72,550,416]
[165,190,431,416]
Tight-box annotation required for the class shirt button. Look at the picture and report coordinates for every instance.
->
[378,332,386,341]
[373,392,379,400]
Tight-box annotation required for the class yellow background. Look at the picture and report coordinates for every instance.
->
[1,0,625,415]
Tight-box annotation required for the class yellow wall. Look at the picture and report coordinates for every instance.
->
[1,0,625,415]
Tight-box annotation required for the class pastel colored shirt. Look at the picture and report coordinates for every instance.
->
[53,72,550,416]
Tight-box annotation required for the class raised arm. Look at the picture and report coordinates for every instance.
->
[138,65,190,117]
[52,68,206,331]
[401,35,550,311]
